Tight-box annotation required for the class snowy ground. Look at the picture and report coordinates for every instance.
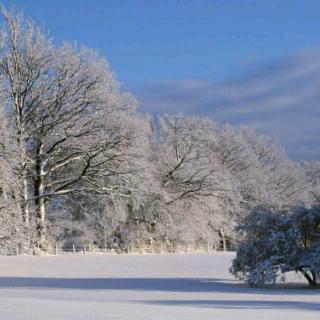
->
[0,252,319,320]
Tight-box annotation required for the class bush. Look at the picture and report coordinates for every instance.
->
[230,204,320,287]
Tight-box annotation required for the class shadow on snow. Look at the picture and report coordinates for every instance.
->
[0,277,318,311]
[0,277,317,294]
[140,299,320,311]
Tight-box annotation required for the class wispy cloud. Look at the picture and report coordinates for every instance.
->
[134,50,320,161]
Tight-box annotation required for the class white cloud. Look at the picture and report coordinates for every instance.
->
[134,49,320,161]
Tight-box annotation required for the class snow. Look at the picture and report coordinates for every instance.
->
[0,252,318,320]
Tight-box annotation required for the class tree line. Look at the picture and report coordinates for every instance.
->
[0,7,319,254]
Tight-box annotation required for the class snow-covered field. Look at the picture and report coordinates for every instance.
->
[0,252,318,320]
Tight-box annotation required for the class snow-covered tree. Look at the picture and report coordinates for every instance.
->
[216,125,308,215]
[0,5,316,255]
[146,115,240,249]
[0,6,143,248]
[157,115,221,203]
[230,204,320,287]
[302,161,320,201]
[0,114,30,251]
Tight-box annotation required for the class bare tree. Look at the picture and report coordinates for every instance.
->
[216,125,308,214]
[157,115,230,203]
[302,161,320,201]
[0,7,143,247]
[145,115,240,250]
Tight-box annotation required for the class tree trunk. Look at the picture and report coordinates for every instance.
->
[34,143,46,247]
[2,188,8,200]
[16,118,30,226]
[22,174,30,225]
[298,268,318,287]
[310,271,318,287]
[36,195,46,246]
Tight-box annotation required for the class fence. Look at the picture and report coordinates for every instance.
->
[0,240,234,256]
[0,244,101,256]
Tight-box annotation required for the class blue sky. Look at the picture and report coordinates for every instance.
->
[3,0,320,160]
[4,0,320,83]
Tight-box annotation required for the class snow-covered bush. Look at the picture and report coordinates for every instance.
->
[230,204,320,287]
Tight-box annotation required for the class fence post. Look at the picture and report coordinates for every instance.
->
[72,244,75,254]
[4,248,7,256]
[55,243,58,256]
[220,228,227,251]
[16,245,19,255]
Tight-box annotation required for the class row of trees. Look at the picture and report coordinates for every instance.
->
[0,7,319,255]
